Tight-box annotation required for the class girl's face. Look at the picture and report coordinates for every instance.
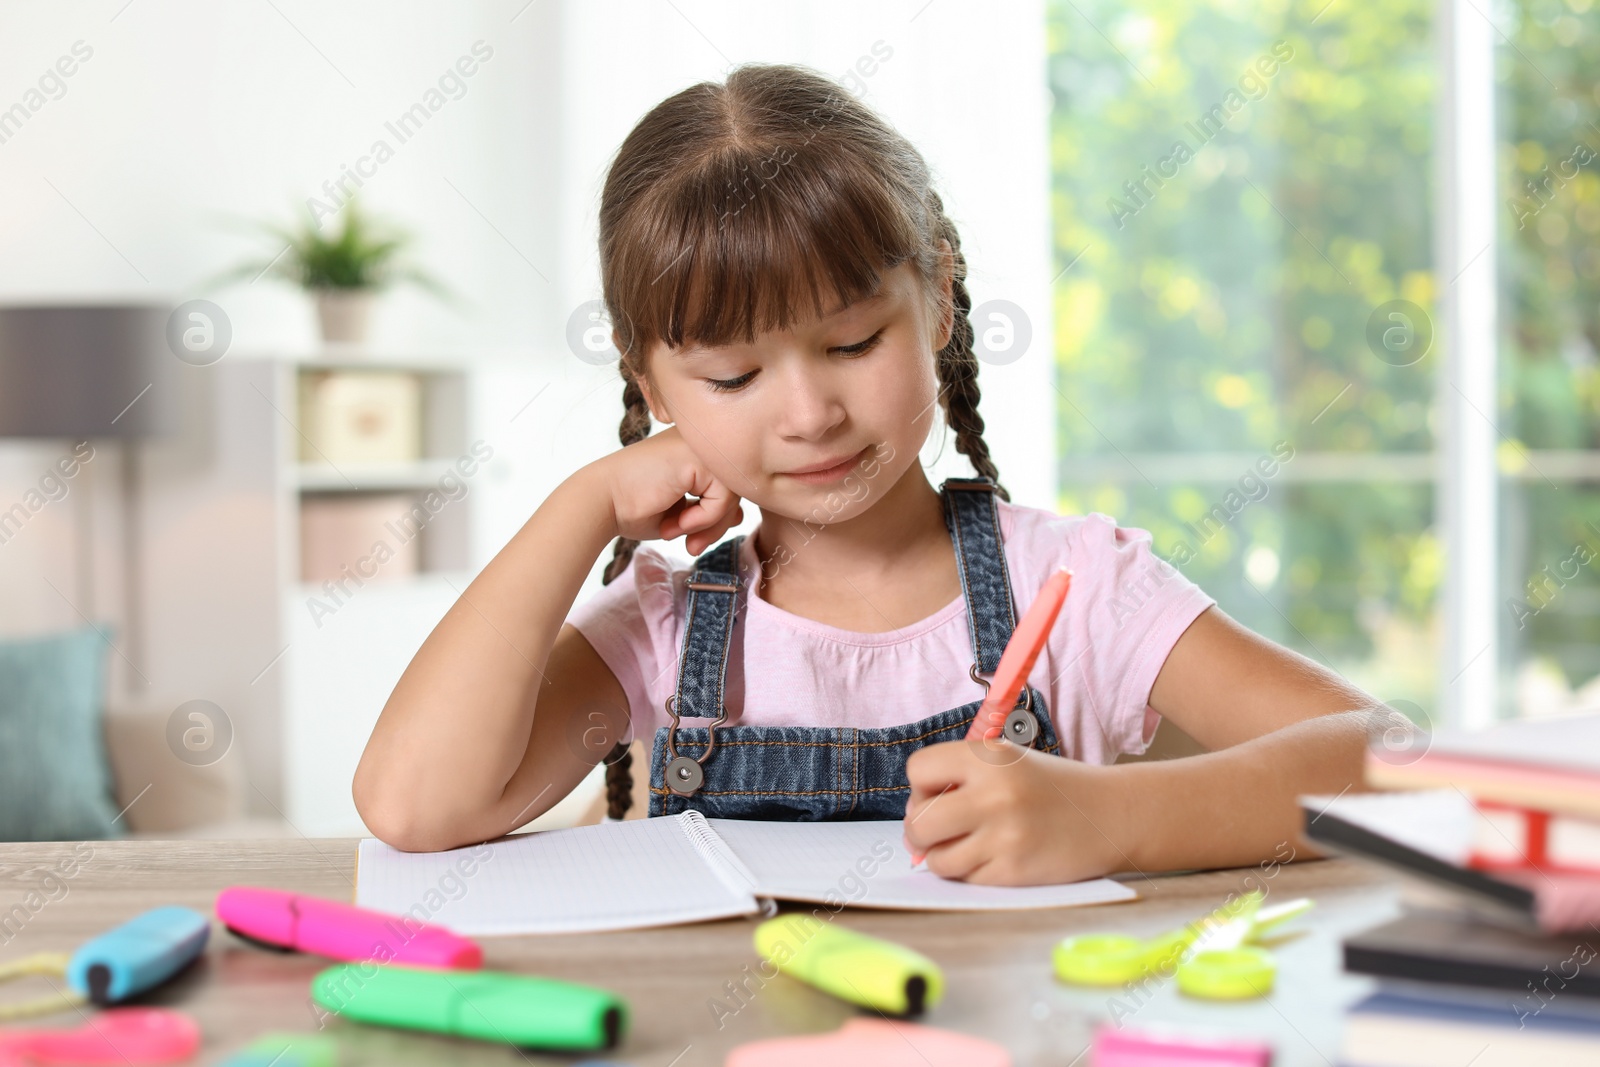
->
[638,259,951,521]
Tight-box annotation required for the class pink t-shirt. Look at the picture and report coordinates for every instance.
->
[567,500,1215,764]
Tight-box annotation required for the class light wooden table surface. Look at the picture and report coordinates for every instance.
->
[0,837,1399,1066]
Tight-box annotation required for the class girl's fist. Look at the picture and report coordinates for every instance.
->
[596,426,745,555]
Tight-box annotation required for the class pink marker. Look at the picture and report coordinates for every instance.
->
[1094,1025,1271,1067]
[0,1008,200,1065]
[963,567,1073,743]
[216,886,482,969]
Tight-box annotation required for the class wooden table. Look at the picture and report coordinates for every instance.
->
[0,838,1399,1065]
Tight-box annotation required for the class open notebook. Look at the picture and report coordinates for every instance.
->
[355,813,1139,935]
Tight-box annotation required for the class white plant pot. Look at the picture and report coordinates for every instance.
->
[313,289,376,345]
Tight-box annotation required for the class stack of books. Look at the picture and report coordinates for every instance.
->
[1301,712,1600,1066]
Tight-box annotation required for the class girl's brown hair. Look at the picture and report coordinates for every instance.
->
[595,62,1007,820]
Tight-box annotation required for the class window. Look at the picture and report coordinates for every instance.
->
[1047,0,1441,720]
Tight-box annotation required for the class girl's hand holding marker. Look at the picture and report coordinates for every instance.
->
[903,568,1089,880]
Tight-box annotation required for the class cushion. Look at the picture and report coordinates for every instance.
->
[103,705,246,833]
[0,626,124,841]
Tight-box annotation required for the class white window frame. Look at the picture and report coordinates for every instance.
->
[1436,0,1499,729]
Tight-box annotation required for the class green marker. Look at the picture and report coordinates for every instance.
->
[219,1032,338,1067]
[310,963,627,1052]
[753,915,944,1016]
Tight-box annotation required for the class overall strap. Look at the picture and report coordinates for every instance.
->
[671,534,746,721]
[941,477,1019,675]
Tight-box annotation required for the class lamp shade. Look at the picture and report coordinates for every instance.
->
[0,304,178,438]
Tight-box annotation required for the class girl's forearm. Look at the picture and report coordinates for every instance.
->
[353,462,618,839]
[1106,710,1371,874]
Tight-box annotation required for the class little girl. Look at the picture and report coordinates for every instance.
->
[355,63,1377,885]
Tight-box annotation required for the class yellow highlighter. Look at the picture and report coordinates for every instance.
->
[753,915,944,1016]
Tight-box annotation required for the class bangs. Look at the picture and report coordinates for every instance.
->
[608,144,925,355]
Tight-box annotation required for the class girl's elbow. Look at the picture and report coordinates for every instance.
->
[354,766,463,853]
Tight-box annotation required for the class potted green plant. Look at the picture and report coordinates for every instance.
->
[211,199,452,345]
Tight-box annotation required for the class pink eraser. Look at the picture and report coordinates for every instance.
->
[1094,1024,1272,1066]
[216,886,482,969]
[727,1017,1010,1067]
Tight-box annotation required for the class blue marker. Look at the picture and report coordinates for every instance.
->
[66,905,210,1004]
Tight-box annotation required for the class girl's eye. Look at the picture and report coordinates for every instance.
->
[706,370,757,393]
[703,330,881,392]
[833,329,885,356]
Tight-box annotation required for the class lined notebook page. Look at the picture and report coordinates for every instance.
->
[355,814,759,935]
[708,819,1140,911]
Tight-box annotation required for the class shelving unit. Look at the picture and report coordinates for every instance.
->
[292,460,466,492]
[139,346,604,836]
[288,356,475,587]
[277,352,482,834]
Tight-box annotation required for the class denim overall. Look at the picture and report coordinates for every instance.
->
[647,476,1063,820]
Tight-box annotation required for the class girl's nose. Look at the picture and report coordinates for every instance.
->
[776,373,847,442]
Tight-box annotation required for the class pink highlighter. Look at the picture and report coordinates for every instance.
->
[1094,1025,1272,1067]
[216,886,482,969]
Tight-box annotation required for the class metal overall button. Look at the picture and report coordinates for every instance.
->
[969,662,1039,746]
[1004,705,1040,746]
[662,694,726,797]
[664,754,704,794]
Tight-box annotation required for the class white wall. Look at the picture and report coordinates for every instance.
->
[0,2,560,344]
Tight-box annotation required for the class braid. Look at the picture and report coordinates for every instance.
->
[602,739,635,822]
[931,209,1009,502]
[602,367,654,819]
[602,373,653,584]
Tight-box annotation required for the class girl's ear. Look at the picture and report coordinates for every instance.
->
[616,330,675,424]
[633,368,673,425]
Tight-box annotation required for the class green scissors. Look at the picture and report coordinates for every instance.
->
[1052,891,1313,1000]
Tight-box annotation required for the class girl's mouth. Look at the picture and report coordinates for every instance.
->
[780,446,870,485]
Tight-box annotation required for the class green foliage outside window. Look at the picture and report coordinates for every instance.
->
[1498,0,1600,699]
[1046,0,1437,712]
